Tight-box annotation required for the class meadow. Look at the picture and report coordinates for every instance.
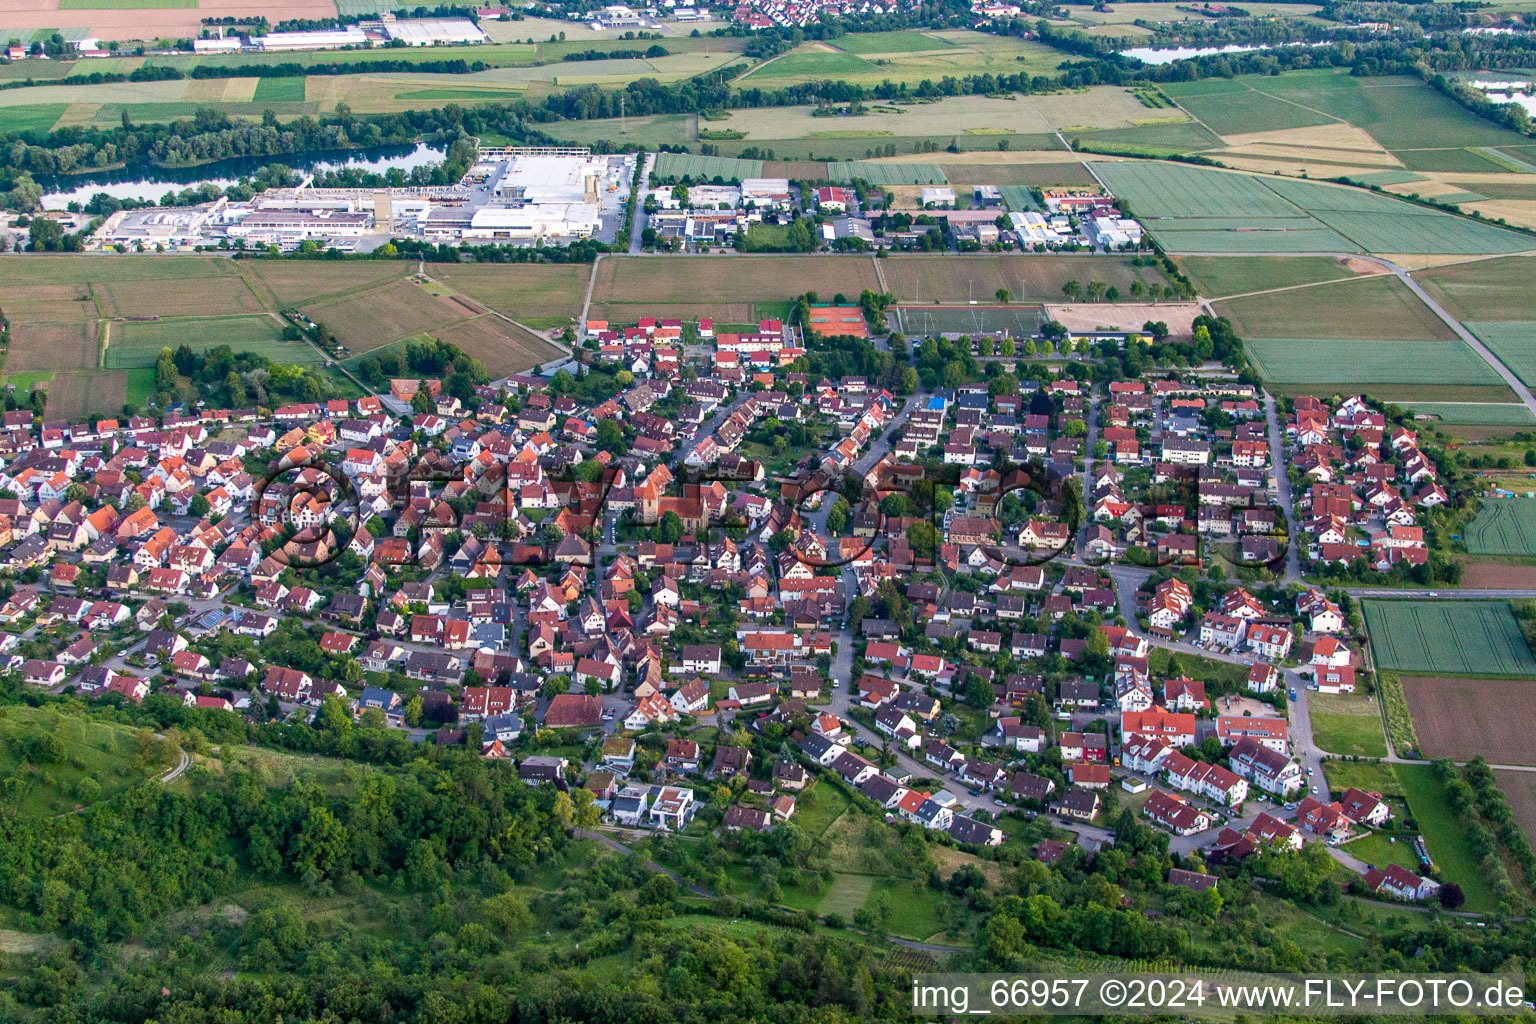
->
[1307,692,1388,758]
[0,704,175,818]
[429,263,591,324]
[1393,762,1498,911]
[1403,402,1536,425]
[1364,600,1536,676]
[1465,497,1536,556]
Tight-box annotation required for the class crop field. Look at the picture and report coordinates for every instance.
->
[881,254,1171,303]
[1404,402,1536,425]
[0,283,96,326]
[0,103,70,134]
[93,276,264,319]
[1365,600,1536,676]
[741,32,1070,89]
[1073,120,1225,157]
[828,161,947,185]
[1215,276,1456,341]
[44,369,127,421]
[1415,254,1536,321]
[1177,255,1367,297]
[939,160,1095,186]
[1494,770,1536,848]
[430,317,562,376]
[1163,77,1339,137]
[1090,160,1536,255]
[6,322,98,372]
[104,315,305,369]
[235,259,411,309]
[653,152,764,182]
[589,255,880,323]
[430,264,590,323]
[1465,498,1536,556]
[1307,693,1387,758]
[1401,676,1536,764]
[1466,322,1536,387]
[1245,338,1503,387]
[892,305,1042,337]
[300,278,474,354]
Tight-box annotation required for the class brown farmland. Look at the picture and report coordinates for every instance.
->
[238,260,411,309]
[94,277,264,319]
[591,255,881,313]
[300,279,473,355]
[1459,560,1536,589]
[43,370,126,422]
[881,254,1171,303]
[1493,769,1536,848]
[1401,675,1536,765]
[431,316,563,377]
[6,323,98,372]
[0,284,96,325]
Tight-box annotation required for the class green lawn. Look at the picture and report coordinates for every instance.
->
[1344,832,1424,873]
[106,315,314,369]
[793,781,851,838]
[1309,693,1387,758]
[1395,762,1496,912]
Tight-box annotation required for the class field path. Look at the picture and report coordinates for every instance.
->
[870,252,888,293]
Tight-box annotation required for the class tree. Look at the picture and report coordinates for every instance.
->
[1438,882,1465,909]
[657,510,684,544]
[596,417,625,452]
[995,287,1011,303]
[188,493,210,518]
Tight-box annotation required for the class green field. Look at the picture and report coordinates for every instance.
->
[1216,276,1455,341]
[1163,76,1338,136]
[1074,120,1224,157]
[1245,338,1503,387]
[1465,498,1536,557]
[1467,322,1536,387]
[1308,693,1388,758]
[1364,600,1536,676]
[1178,255,1363,297]
[827,161,948,185]
[1403,402,1536,425]
[105,315,312,369]
[1091,160,1536,256]
[653,152,764,182]
[833,31,957,54]
[1394,763,1497,912]
[0,103,67,134]
[252,77,307,103]
[1345,833,1425,873]
[1416,254,1536,321]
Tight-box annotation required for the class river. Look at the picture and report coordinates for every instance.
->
[40,141,445,210]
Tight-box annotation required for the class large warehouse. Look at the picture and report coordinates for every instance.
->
[380,17,488,45]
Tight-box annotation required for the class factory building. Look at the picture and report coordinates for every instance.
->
[380,16,488,46]
[252,28,369,51]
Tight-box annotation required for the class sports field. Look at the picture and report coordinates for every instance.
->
[653,152,764,182]
[1465,498,1536,557]
[1244,338,1503,387]
[104,315,306,369]
[1177,255,1366,298]
[893,306,1041,337]
[1401,676,1536,765]
[1364,600,1536,676]
[1466,322,1536,387]
[1215,276,1455,341]
[1090,160,1536,256]
[880,254,1171,303]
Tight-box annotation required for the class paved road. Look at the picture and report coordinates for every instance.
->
[158,747,191,783]
[1345,587,1536,599]
[628,152,654,254]
[1263,390,1303,581]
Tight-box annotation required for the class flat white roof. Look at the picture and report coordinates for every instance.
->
[254,28,368,48]
[382,18,488,43]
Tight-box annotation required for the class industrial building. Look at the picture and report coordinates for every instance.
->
[251,28,369,51]
[90,148,632,253]
[379,17,488,46]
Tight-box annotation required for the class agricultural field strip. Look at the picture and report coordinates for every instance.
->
[1089,160,1536,255]
[1364,600,1536,676]
[1464,498,1536,557]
